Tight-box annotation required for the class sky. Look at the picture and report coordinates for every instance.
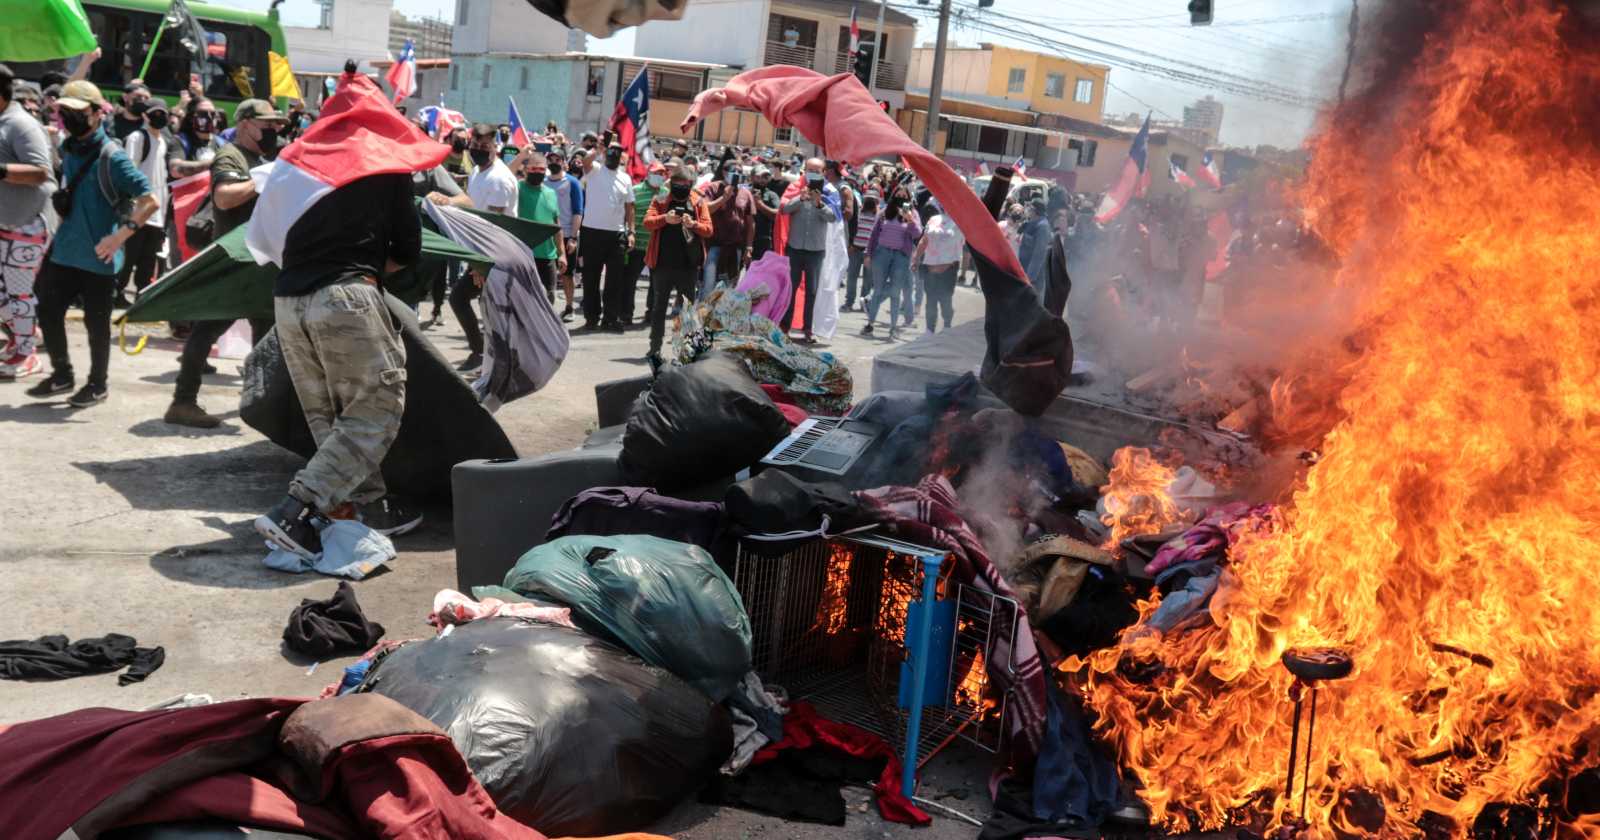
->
[230,0,1352,148]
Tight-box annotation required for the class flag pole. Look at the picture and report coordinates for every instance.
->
[137,17,169,82]
[867,0,887,91]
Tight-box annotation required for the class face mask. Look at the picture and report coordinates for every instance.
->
[147,113,168,129]
[648,174,664,188]
[469,148,493,167]
[128,99,149,116]
[193,114,213,133]
[59,108,92,138]
[525,171,545,187]
[805,174,824,190]
[451,138,468,153]
[549,166,563,177]
[605,149,622,169]
[501,149,518,163]
[297,116,310,130]
[670,182,690,199]
[258,127,279,153]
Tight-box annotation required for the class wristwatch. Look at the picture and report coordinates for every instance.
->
[122,219,140,232]
[0,162,8,181]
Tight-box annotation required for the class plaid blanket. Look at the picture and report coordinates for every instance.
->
[855,475,1049,766]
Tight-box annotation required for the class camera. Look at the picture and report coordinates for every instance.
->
[52,187,74,218]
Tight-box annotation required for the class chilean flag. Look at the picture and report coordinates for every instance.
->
[386,38,416,104]
[848,5,861,60]
[507,96,532,147]
[246,72,448,266]
[1204,209,1236,280]
[609,66,654,181]
[169,170,211,262]
[1094,114,1149,224]
[975,160,990,177]
[420,101,465,138]
[1012,155,1027,179]
[1170,157,1195,189]
[1198,150,1224,190]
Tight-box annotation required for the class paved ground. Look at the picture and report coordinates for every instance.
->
[0,282,991,838]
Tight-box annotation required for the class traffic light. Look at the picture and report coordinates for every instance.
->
[1188,0,1211,25]
[853,49,872,83]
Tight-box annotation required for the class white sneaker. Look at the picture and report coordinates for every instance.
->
[0,353,40,381]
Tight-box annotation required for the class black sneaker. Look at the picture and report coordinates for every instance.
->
[561,307,574,323]
[859,323,875,337]
[67,384,107,408]
[455,352,483,373]
[202,362,218,375]
[360,497,423,537]
[254,494,321,560]
[25,374,73,399]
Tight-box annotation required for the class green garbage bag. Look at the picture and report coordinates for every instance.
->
[492,535,752,701]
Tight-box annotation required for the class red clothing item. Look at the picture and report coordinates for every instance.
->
[643,190,714,269]
[699,180,757,246]
[0,695,549,840]
[752,701,931,826]
[759,383,811,427]
[683,67,1024,282]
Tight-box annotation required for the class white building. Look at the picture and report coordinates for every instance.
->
[451,0,583,56]
[285,0,394,75]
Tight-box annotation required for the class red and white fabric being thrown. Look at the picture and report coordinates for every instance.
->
[854,474,1050,771]
[168,170,211,263]
[684,67,1071,416]
[246,72,448,266]
[428,588,577,631]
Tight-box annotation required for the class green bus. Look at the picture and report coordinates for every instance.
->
[12,0,289,117]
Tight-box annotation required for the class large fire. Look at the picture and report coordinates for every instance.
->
[1075,1,1600,834]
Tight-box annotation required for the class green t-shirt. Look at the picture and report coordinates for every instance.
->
[632,181,662,253]
[516,181,561,260]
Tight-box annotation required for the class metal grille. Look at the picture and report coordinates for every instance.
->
[733,535,1017,767]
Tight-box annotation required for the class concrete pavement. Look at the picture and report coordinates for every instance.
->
[0,281,990,838]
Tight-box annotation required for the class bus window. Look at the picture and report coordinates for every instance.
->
[83,6,270,105]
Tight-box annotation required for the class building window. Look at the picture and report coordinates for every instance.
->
[318,0,334,29]
[456,0,469,25]
[1068,138,1098,167]
[1006,67,1025,94]
[519,65,529,90]
[586,63,605,99]
[1044,72,1065,99]
[481,63,491,89]
[451,63,459,89]
[1170,152,1189,170]
[774,126,794,144]
[1074,78,1094,103]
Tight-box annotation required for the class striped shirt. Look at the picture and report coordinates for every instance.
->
[852,206,880,250]
[868,215,922,257]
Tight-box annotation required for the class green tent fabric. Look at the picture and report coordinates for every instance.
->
[0,0,96,62]
[121,225,483,324]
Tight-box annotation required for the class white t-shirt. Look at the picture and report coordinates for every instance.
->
[467,158,519,216]
[920,214,965,266]
[123,129,168,228]
[581,161,634,232]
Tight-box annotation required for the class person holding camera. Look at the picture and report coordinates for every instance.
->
[641,165,712,362]
[696,158,755,300]
[28,80,157,408]
[860,184,923,342]
[779,157,839,344]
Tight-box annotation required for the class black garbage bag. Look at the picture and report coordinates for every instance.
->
[363,618,733,837]
[104,822,317,840]
[240,294,516,501]
[619,352,789,490]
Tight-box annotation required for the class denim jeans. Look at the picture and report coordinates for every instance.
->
[845,246,866,308]
[864,248,912,329]
[700,244,726,300]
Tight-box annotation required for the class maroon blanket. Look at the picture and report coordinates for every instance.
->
[0,694,545,839]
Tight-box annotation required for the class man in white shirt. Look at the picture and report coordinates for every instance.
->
[464,123,517,216]
[912,210,966,334]
[114,99,171,306]
[577,140,634,332]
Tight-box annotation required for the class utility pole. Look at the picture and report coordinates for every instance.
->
[868,0,888,90]
[922,0,952,150]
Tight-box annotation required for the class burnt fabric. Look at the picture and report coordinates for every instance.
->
[0,694,548,840]
[1031,681,1122,827]
[282,582,387,660]
[683,67,1073,417]
[748,701,929,826]
[1036,563,1140,659]
[723,469,868,545]
[979,780,1098,840]
[702,741,886,825]
[545,485,725,551]
[855,475,1050,770]
[0,633,165,686]
[619,352,790,490]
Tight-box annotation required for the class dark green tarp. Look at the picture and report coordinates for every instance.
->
[120,225,482,324]
[119,206,558,325]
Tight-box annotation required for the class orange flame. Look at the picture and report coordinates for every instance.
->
[1079,2,1600,834]
[1098,447,1185,548]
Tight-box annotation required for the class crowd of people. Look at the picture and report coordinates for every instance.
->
[0,54,1090,553]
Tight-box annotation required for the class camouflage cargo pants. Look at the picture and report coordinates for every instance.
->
[274,278,407,511]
